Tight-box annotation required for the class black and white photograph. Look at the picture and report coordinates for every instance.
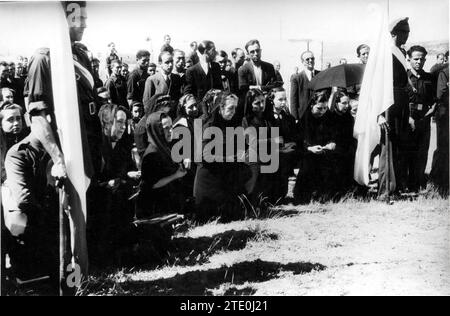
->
[0,0,448,298]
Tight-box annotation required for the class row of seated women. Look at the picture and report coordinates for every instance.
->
[131,86,357,227]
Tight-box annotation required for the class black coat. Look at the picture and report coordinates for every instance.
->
[289,70,320,121]
[137,145,181,217]
[184,62,222,100]
[238,60,280,95]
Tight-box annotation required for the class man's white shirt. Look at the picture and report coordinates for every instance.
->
[200,60,209,75]
[252,62,263,86]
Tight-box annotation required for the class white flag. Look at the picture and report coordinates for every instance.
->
[48,3,89,275]
[353,2,394,186]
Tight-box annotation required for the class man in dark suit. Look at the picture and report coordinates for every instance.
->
[184,40,222,101]
[237,39,281,121]
[238,39,280,96]
[143,51,182,119]
[290,51,320,121]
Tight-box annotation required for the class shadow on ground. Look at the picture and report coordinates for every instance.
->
[99,229,278,270]
[169,229,278,267]
[84,259,326,296]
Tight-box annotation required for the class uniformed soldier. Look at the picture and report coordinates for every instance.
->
[23,1,102,280]
[377,17,411,198]
[405,45,436,191]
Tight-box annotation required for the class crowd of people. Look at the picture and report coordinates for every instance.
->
[0,2,448,286]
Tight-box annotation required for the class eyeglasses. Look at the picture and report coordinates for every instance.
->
[304,57,315,61]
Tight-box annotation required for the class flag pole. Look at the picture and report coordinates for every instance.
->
[385,0,391,201]
[0,147,3,296]
[59,185,65,296]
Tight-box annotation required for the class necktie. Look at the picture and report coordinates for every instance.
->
[166,75,171,89]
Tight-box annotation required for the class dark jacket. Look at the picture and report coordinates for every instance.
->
[4,134,50,214]
[127,67,149,103]
[99,135,135,183]
[143,72,183,116]
[238,60,280,95]
[184,62,223,101]
[290,69,320,121]
[105,74,128,108]
[221,69,239,94]
[24,45,102,178]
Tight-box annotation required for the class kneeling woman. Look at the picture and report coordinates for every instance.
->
[242,89,277,204]
[194,91,250,222]
[137,111,187,218]
[294,90,339,204]
[172,94,200,211]
[329,88,356,194]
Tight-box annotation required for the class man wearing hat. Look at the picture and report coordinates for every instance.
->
[377,17,411,198]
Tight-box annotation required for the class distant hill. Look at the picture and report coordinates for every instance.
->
[414,40,449,55]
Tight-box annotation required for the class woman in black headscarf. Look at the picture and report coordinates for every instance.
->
[194,91,250,222]
[136,111,187,218]
[242,88,276,204]
[293,90,339,204]
[134,94,174,159]
[329,88,357,195]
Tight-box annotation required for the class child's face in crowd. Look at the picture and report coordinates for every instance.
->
[251,95,265,115]
[273,91,287,113]
[336,95,350,113]
[2,90,14,104]
[311,102,328,118]
[121,66,129,77]
[148,66,156,76]
[1,108,22,135]
[132,105,143,120]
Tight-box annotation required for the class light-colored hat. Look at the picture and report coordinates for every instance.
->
[389,17,410,33]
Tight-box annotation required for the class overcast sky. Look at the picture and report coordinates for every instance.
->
[0,0,448,79]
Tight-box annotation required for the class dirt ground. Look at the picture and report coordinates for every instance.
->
[82,195,449,296]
